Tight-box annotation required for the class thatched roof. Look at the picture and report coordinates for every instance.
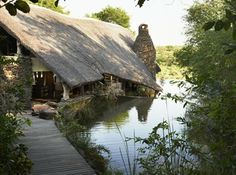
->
[0,5,161,91]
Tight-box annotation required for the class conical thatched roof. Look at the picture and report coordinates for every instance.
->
[0,5,161,91]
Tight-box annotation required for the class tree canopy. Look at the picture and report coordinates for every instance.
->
[26,0,67,14]
[0,0,147,16]
[87,6,130,28]
[174,0,236,173]
[156,46,184,80]
[202,0,236,54]
[0,0,67,15]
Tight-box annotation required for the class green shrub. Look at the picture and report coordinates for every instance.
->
[0,114,32,174]
[135,121,199,175]
[0,56,32,174]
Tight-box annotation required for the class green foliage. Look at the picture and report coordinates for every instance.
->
[0,56,32,174]
[156,46,184,80]
[0,0,37,16]
[1,0,148,16]
[202,0,236,54]
[26,0,68,14]
[87,6,130,28]
[134,121,199,175]
[0,0,67,15]
[5,3,17,15]
[15,0,30,13]
[174,0,236,174]
[0,115,32,174]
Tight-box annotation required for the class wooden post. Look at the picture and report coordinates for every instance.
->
[91,84,94,93]
[62,83,70,100]
[17,40,21,55]
[80,85,84,96]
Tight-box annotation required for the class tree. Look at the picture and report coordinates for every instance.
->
[156,46,184,80]
[26,0,68,14]
[87,6,130,28]
[175,0,236,173]
[0,0,67,15]
[202,0,236,54]
[134,1,236,174]
[0,0,148,16]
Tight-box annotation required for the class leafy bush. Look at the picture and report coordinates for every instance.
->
[174,0,236,174]
[0,56,32,174]
[0,115,32,175]
[134,121,199,175]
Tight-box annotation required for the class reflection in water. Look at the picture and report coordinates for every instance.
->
[135,98,153,122]
[102,112,129,129]
[63,78,236,174]
[91,97,154,127]
[87,80,185,172]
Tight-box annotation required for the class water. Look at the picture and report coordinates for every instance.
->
[87,80,187,172]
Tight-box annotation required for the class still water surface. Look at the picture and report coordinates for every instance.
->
[88,80,186,172]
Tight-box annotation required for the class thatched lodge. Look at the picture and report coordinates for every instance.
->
[0,5,161,106]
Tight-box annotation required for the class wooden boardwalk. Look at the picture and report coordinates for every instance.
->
[20,112,96,175]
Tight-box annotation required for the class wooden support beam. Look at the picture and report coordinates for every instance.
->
[62,83,70,100]
[80,86,84,96]
[17,40,21,55]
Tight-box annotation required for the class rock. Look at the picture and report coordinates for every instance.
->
[32,104,50,115]
[46,101,58,108]
[32,104,57,120]
[39,109,57,120]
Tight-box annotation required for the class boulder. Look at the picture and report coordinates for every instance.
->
[46,101,58,108]
[39,108,57,120]
[32,104,57,120]
[32,104,50,116]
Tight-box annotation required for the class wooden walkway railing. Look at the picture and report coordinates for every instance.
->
[20,112,96,175]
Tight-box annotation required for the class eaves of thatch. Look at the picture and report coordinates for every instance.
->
[0,5,161,91]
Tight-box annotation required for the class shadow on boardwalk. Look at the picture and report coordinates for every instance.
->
[20,112,96,175]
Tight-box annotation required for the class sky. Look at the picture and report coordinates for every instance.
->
[60,0,195,46]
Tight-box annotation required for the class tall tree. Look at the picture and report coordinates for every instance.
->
[175,0,236,173]
[87,6,130,28]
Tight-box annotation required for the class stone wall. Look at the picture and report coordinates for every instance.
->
[18,56,32,109]
[1,55,32,109]
[133,24,160,80]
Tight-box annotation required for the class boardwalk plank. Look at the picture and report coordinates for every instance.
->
[20,113,96,175]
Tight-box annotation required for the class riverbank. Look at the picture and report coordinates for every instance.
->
[55,81,186,174]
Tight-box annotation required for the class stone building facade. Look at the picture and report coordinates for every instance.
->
[133,24,161,80]
[2,55,32,109]
[17,56,32,109]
